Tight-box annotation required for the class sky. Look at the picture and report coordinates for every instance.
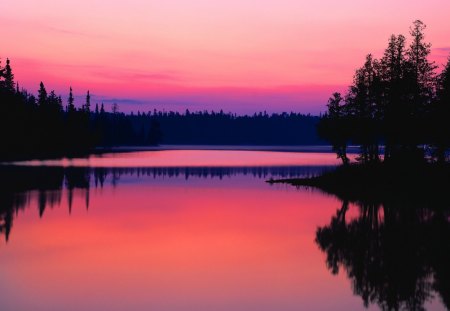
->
[1,0,450,114]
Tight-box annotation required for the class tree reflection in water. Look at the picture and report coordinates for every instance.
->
[0,165,329,243]
[316,196,450,310]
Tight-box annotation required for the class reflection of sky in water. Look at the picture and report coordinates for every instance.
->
[10,150,357,168]
[0,151,446,311]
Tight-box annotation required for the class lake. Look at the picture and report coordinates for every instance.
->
[0,150,448,311]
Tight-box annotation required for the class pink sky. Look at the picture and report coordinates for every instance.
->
[1,0,450,114]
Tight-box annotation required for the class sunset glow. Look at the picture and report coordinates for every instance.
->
[2,0,450,113]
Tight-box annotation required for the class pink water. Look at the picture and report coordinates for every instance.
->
[0,151,446,311]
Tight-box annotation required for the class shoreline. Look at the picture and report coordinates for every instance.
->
[1,145,360,163]
[267,162,450,204]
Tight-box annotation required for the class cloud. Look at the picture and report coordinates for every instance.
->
[100,98,145,105]
[88,69,180,82]
[46,26,97,37]
[435,47,450,53]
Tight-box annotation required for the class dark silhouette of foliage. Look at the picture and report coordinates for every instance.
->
[3,58,14,92]
[0,60,166,160]
[432,56,450,163]
[319,20,449,164]
[147,119,163,145]
[0,51,331,162]
[315,191,450,310]
[0,57,323,160]
[318,92,350,164]
[272,162,450,310]
[146,110,321,145]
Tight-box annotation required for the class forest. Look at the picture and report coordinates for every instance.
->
[0,59,321,160]
[319,20,450,165]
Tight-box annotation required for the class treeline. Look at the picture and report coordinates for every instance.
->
[0,57,323,160]
[131,110,321,145]
[0,60,162,160]
[319,20,450,164]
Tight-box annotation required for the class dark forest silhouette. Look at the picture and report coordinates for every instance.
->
[148,110,320,145]
[0,59,322,160]
[319,20,450,165]
[0,62,163,160]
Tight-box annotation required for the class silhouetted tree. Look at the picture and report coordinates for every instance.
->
[320,20,444,165]
[318,93,350,165]
[3,58,14,92]
[379,34,408,160]
[407,20,437,112]
[38,82,47,107]
[431,57,450,163]
[345,54,381,163]
[67,87,75,113]
[84,90,91,113]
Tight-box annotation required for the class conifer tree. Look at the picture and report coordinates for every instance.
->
[432,57,450,162]
[0,59,4,81]
[84,90,91,113]
[67,87,75,112]
[406,20,437,110]
[38,82,48,106]
[3,58,15,92]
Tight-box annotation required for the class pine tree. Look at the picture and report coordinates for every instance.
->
[406,20,437,110]
[67,87,75,112]
[38,82,48,106]
[432,57,450,162]
[327,92,344,118]
[3,58,15,92]
[379,34,408,159]
[84,90,91,113]
[318,93,350,165]
[0,58,4,81]
[48,90,59,105]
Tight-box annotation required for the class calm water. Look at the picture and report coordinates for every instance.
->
[0,150,448,311]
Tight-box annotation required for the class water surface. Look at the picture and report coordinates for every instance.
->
[0,150,447,311]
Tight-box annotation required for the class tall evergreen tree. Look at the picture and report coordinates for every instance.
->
[318,93,350,165]
[3,58,15,92]
[406,20,437,111]
[67,87,75,112]
[38,82,48,107]
[380,34,407,159]
[84,90,91,113]
[0,58,4,81]
[432,57,450,163]
[345,54,381,163]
